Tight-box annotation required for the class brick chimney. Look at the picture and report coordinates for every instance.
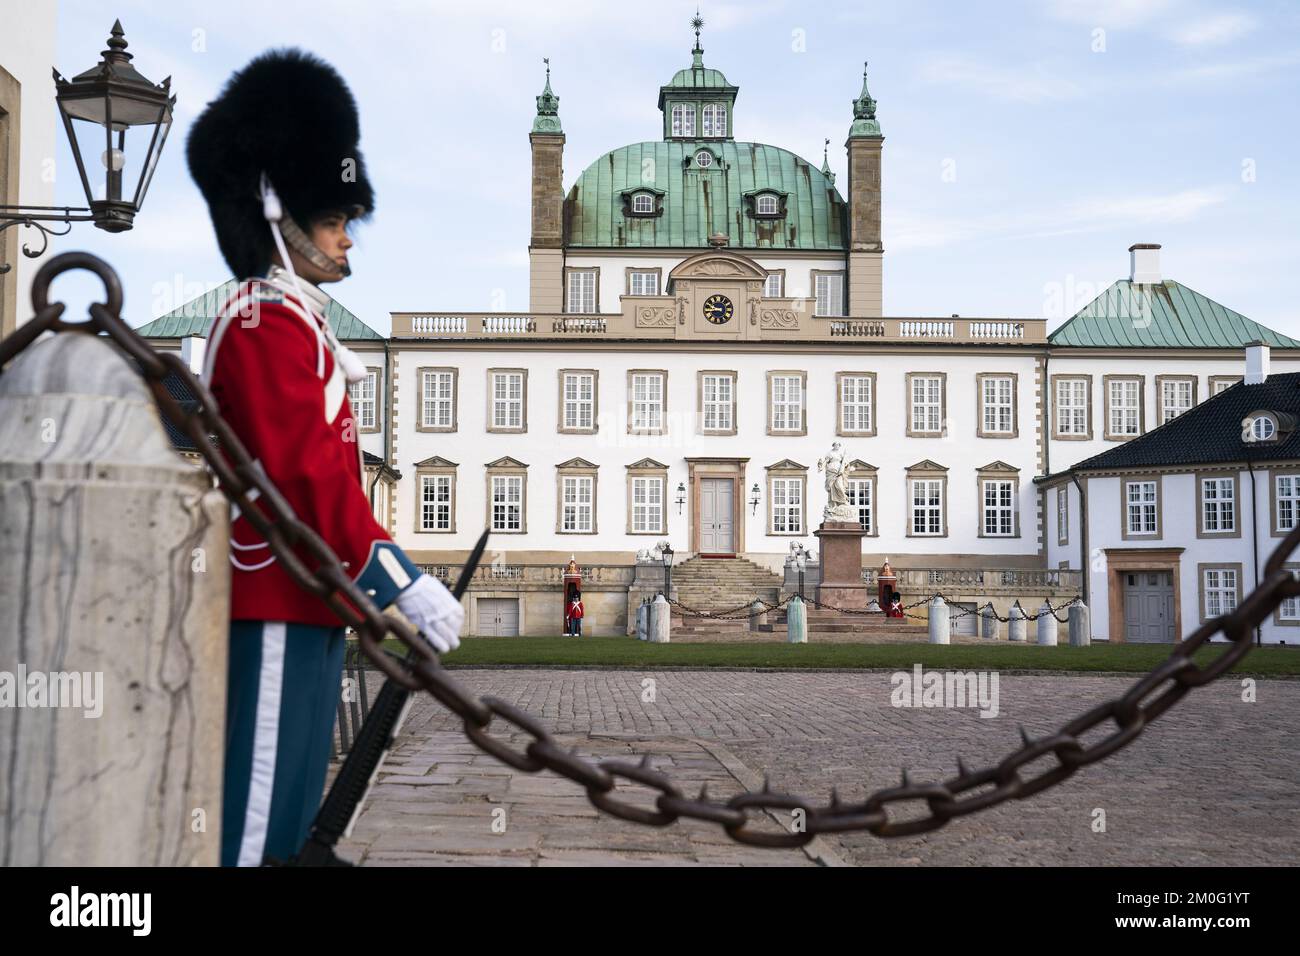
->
[1245,341,1271,385]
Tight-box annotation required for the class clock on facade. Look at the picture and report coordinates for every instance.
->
[702,294,733,325]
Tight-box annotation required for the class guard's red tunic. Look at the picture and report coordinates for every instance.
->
[203,278,418,626]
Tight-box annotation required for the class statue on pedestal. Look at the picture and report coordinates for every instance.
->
[816,441,858,523]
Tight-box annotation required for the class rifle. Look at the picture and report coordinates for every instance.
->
[287,527,491,866]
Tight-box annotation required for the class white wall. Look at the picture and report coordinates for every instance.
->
[389,344,1043,562]
[0,1,58,328]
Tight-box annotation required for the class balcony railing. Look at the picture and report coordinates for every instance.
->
[860,567,1082,592]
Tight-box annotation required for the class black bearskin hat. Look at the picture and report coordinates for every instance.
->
[187,48,374,278]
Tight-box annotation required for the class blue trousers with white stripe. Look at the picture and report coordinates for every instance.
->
[221,620,346,867]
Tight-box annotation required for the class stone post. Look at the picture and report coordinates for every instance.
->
[1037,602,1059,646]
[1068,601,1092,647]
[636,600,649,641]
[786,596,807,644]
[648,593,671,643]
[1008,602,1027,643]
[749,599,768,632]
[928,596,950,644]
[980,603,999,640]
[0,334,230,866]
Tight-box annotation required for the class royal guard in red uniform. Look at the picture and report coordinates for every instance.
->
[188,50,464,866]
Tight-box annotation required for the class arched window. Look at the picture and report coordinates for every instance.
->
[671,104,684,137]
[756,194,779,215]
[632,193,654,214]
[713,105,726,137]
[681,105,695,137]
[702,104,716,136]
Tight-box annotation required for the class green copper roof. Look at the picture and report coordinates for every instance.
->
[664,61,732,90]
[1048,279,1300,348]
[848,61,882,138]
[532,58,561,134]
[134,279,384,341]
[565,141,846,250]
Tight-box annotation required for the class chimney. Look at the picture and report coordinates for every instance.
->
[1129,243,1162,284]
[180,335,206,374]
[1245,341,1271,385]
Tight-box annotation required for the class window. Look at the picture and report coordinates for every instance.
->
[671,104,695,136]
[981,479,1016,536]
[1210,376,1241,397]
[629,370,666,434]
[490,475,524,532]
[702,103,726,136]
[418,368,456,431]
[1159,377,1194,423]
[755,194,779,216]
[560,371,596,433]
[1057,487,1069,544]
[771,477,804,534]
[695,149,713,168]
[1275,474,1300,532]
[1202,567,1239,618]
[768,372,805,434]
[419,474,453,532]
[347,369,378,431]
[1054,377,1090,438]
[489,370,526,431]
[632,193,654,214]
[1250,416,1276,441]
[978,374,1015,436]
[910,479,944,536]
[1279,568,1300,622]
[847,477,873,533]
[701,372,734,433]
[908,374,945,435]
[838,373,874,435]
[628,270,659,296]
[763,272,783,297]
[560,475,594,533]
[814,272,844,316]
[1200,476,1236,535]
[631,476,664,533]
[1106,377,1142,439]
[566,269,596,313]
[1124,480,1158,537]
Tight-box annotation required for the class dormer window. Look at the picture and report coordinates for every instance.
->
[620,187,665,219]
[1243,409,1296,445]
[695,149,713,168]
[671,104,696,137]
[744,189,788,220]
[632,194,654,214]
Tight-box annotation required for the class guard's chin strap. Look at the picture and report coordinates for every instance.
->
[279,214,350,278]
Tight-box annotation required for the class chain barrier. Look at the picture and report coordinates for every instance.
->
[4,252,1290,848]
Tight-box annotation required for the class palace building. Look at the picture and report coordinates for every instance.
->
[139,32,1300,640]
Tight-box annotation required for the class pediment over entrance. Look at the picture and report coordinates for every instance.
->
[668,250,768,283]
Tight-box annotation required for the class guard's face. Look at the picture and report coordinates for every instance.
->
[308,212,354,280]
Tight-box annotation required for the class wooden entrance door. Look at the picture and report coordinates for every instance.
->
[700,478,735,554]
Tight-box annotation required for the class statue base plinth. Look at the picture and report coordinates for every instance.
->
[814,521,868,610]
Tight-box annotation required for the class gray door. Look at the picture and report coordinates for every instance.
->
[476,598,520,637]
[950,602,977,637]
[1123,572,1176,643]
[700,478,734,553]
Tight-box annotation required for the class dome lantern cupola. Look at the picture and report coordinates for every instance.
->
[658,12,737,141]
[532,57,562,134]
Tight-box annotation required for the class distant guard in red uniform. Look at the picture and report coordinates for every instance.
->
[188,50,464,866]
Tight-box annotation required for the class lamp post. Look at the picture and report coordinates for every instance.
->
[659,542,674,598]
[0,21,175,274]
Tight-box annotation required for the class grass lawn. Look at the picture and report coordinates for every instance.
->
[365,636,1300,676]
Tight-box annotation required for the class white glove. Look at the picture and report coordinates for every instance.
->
[395,573,464,654]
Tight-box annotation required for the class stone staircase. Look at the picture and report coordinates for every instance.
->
[668,556,929,642]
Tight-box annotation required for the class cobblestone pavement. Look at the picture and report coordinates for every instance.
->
[335,668,1300,867]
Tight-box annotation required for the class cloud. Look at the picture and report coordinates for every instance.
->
[1165,50,1300,81]
[919,56,1083,103]
[1049,0,1179,28]
[1170,12,1256,46]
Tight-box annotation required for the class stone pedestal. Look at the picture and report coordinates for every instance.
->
[813,520,869,609]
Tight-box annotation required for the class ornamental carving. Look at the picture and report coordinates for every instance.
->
[695,261,746,276]
[760,309,800,330]
[636,307,674,328]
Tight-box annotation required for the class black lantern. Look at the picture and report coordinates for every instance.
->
[749,482,761,515]
[1,21,174,274]
[659,542,674,596]
[675,481,686,515]
[55,20,174,232]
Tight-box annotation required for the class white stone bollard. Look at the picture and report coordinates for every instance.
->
[636,601,649,641]
[1068,601,1092,647]
[750,599,768,631]
[1008,602,1027,642]
[981,603,999,640]
[649,593,671,643]
[0,334,230,866]
[928,596,950,644]
[786,596,807,643]
[1037,602,1059,646]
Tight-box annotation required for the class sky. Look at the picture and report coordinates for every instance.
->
[38,0,1300,335]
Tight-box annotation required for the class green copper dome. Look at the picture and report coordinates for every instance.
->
[565,140,846,250]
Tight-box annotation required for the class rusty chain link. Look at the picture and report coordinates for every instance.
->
[3,251,1291,848]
